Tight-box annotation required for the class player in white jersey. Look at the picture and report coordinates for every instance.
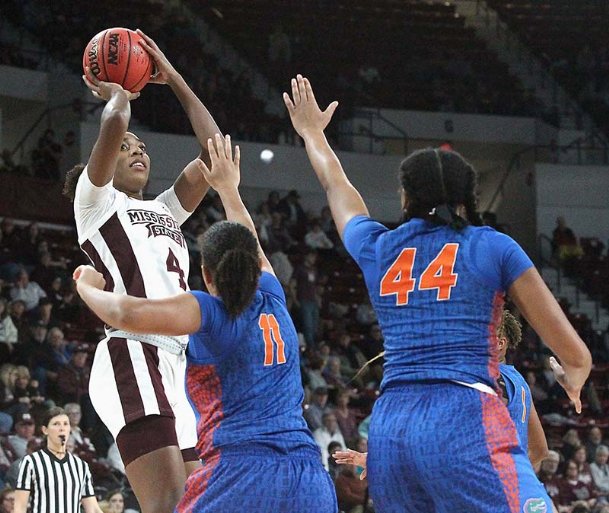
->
[63,31,219,513]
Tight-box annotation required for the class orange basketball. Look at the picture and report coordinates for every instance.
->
[83,28,153,93]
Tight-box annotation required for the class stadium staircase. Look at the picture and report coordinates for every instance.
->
[453,0,607,164]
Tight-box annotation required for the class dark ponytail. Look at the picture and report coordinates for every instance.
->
[399,148,482,230]
[215,248,261,317]
[200,221,262,318]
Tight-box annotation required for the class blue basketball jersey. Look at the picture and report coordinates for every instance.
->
[500,363,531,452]
[343,216,533,390]
[187,272,319,461]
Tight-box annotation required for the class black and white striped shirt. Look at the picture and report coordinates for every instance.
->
[16,448,95,513]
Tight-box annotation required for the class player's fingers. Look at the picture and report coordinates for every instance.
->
[297,74,307,102]
[283,92,295,114]
[291,78,300,105]
[324,101,339,119]
[574,395,582,414]
[214,133,225,160]
[84,66,100,86]
[225,134,232,160]
[128,92,140,101]
[303,77,315,102]
[72,266,83,281]
[91,91,103,101]
[196,158,211,177]
[136,29,159,50]
[234,145,240,168]
[82,74,99,92]
[207,138,219,163]
[360,468,367,480]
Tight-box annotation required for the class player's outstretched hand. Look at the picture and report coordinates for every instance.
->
[283,75,338,138]
[136,29,178,85]
[82,67,140,101]
[197,134,241,193]
[333,449,367,480]
[549,356,587,414]
[73,265,106,291]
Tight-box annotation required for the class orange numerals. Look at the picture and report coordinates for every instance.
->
[258,313,286,366]
[380,243,459,305]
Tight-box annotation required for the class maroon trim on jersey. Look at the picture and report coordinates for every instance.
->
[141,343,173,417]
[99,213,147,297]
[81,240,115,292]
[108,337,146,423]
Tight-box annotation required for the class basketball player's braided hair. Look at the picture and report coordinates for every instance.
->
[62,164,86,201]
[497,309,522,350]
[200,221,261,318]
[399,148,482,229]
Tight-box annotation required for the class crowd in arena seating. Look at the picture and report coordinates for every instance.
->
[1,186,608,512]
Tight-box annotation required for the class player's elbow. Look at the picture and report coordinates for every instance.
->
[109,296,141,332]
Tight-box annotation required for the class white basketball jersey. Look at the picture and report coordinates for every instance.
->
[74,168,192,343]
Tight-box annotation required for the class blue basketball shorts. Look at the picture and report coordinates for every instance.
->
[175,447,337,513]
[367,382,552,513]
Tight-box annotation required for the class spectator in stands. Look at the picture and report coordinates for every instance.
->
[303,386,330,432]
[574,445,594,485]
[0,298,18,362]
[591,445,609,503]
[32,327,70,396]
[559,459,597,511]
[334,460,368,513]
[552,216,583,265]
[268,23,291,84]
[31,128,62,180]
[587,427,605,463]
[28,299,56,332]
[205,194,226,223]
[305,356,328,393]
[0,487,14,513]
[7,412,36,459]
[0,365,27,421]
[56,345,91,405]
[105,490,125,513]
[278,190,306,235]
[19,223,42,269]
[313,412,346,470]
[12,366,44,411]
[323,356,349,390]
[4,437,43,489]
[327,441,343,482]
[9,270,46,312]
[8,301,29,345]
[334,389,359,446]
[0,219,22,274]
[54,285,81,325]
[564,430,585,462]
[30,252,66,294]
[295,250,321,347]
[268,212,296,250]
[355,301,376,328]
[64,403,95,453]
[268,243,293,287]
[333,332,367,384]
[305,221,334,251]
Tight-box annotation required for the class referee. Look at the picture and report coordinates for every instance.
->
[13,407,104,513]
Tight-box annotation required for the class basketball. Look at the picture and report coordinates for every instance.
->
[82,28,153,93]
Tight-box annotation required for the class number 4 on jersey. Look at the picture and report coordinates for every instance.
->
[380,243,459,305]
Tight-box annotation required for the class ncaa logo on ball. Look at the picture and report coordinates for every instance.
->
[107,33,120,65]
[523,498,547,513]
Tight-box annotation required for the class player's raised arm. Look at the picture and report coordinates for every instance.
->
[197,134,274,276]
[509,268,592,413]
[83,69,139,187]
[283,74,369,238]
[74,266,201,336]
[137,30,221,212]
